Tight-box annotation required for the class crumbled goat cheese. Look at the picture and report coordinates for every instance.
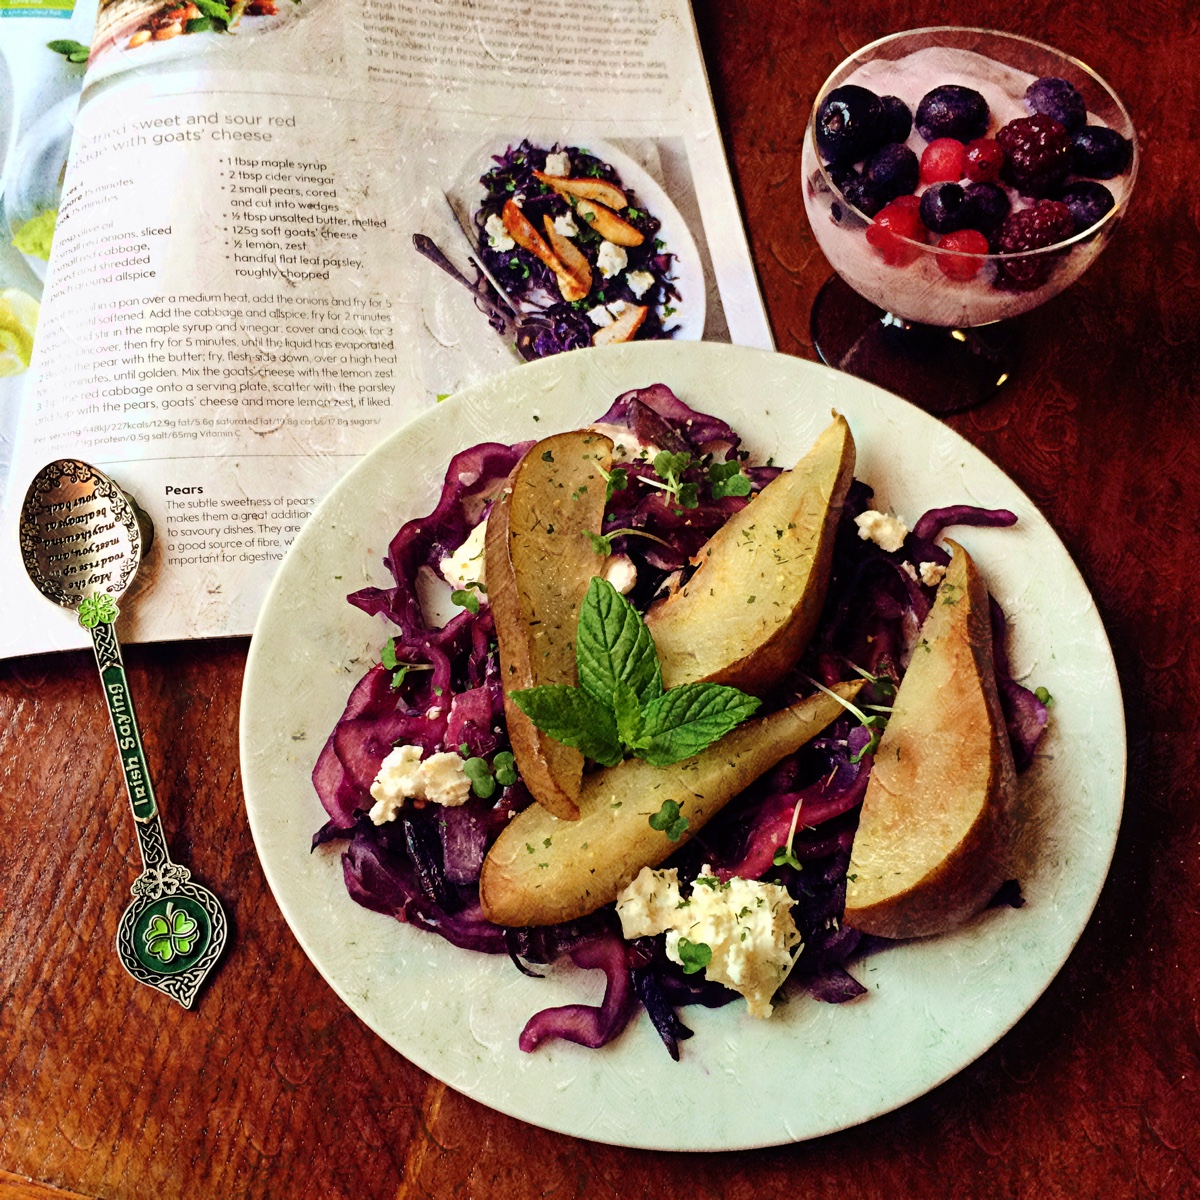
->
[900,561,918,582]
[585,299,628,328]
[603,553,637,595]
[553,211,579,239]
[625,269,655,299]
[543,151,571,177]
[484,213,514,251]
[596,240,628,278]
[587,421,658,463]
[440,518,488,591]
[369,746,472,823]
[855,509,908,553]
[615,865,802,1019]
[919,560,947,587]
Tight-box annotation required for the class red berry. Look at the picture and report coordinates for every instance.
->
[936,229,989,280]
[993,200,1075,289]
[919,138,966,184]
[866,195,925,266]
[963,138,1004,183]
[996,113,1071,196]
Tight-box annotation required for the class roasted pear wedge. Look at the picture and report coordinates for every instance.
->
[485,431,614,821]
[479,682,861,927]
[644,414,855,695]
[844,541,1018,939]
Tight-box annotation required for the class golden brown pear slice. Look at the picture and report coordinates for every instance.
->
[484,431,614,821]
[574,199,645,247]
[644,414,856,695]
[591,303,648,346]
[479,682,861,927]
[844,541,1018,939]
[533,170,627,210]
[541,215,593,301]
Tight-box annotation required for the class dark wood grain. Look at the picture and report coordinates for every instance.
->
[3,3,1199,1197]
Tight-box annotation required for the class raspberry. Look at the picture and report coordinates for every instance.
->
[920,138,966,184]
[936,229,989,281]
[996,113,1072,197]
[963,138,1004,183]
[866,195,925,267]
[992,200,1075,289]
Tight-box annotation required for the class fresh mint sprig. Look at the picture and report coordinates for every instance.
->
[511,577,761,769]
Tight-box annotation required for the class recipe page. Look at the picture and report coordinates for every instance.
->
[1,0,771,658]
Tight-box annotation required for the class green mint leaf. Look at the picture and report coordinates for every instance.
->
[638,683,761,766]
[676,938,712,975]
[186,16,213,31]
[709,460,753,498]
[509,684,623,766]
[451,588,480,614]
[648,799,689,841]
[575,576,663,710]
[492,751,517,786]
[612,678,644,748]
[47,39,90,60]
[381,637,398,670]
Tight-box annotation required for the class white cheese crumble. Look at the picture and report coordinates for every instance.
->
[587,421,658,463]
[439,518,488,591]
[553,211,579,239]
[596,240,628,278]
[543,151,571,177]
[854,509,908,553]
[919,560,947,587]
[585,299,628,328]
[615,865,802,1019]
[484,213,514,251]
[603,553,637,595]
[369,746,471,823]
[625,269,655,299]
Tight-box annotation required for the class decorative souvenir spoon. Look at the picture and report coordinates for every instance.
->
[19,459,227,1008]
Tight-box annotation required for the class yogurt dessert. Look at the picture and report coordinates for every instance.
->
[802,44,1136,327]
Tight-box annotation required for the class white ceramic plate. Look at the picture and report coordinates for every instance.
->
[448,136,705,344]
[241,342,1125,1150]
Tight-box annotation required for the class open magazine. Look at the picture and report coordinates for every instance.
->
[1,0,772,659]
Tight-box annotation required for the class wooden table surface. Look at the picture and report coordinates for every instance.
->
[4,2,1198,1197]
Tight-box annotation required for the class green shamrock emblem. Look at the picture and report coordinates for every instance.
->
[78,593,119,628]
[144,902,199,964]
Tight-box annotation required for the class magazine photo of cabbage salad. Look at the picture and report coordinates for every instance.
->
[308,380,1051,1062]
[468,141,688,359]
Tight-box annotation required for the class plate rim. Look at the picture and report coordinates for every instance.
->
[240,341,1126,1150]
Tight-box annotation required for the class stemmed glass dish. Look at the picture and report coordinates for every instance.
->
[802,28,1138,414]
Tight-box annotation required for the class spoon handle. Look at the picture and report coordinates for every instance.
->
[90,619,173,872]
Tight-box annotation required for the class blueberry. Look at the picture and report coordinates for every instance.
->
[815,85,886,165]
[829,164,884,218]
[961,182,1011,233]
[915,85,989,142]
[880,95,913,143]
[862,143,919,205]
[1070,125,1133,178]
[1058,181,1115,232]
[1024,77,1087,134]
[919,182,971,233]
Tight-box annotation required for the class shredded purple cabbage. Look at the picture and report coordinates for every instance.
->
[312,385,1049,1058]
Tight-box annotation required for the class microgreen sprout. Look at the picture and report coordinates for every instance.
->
[649,799,689,841]
[772,796,805,871]
[803,674,889,763]
[380,638,432,689]
[643,451,699,509]
[675,937,712,975]
[451,581,487,614]
[583,526,672,556]
[708,459,753,499]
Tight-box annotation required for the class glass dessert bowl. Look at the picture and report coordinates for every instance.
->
[802,27,1138,414]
